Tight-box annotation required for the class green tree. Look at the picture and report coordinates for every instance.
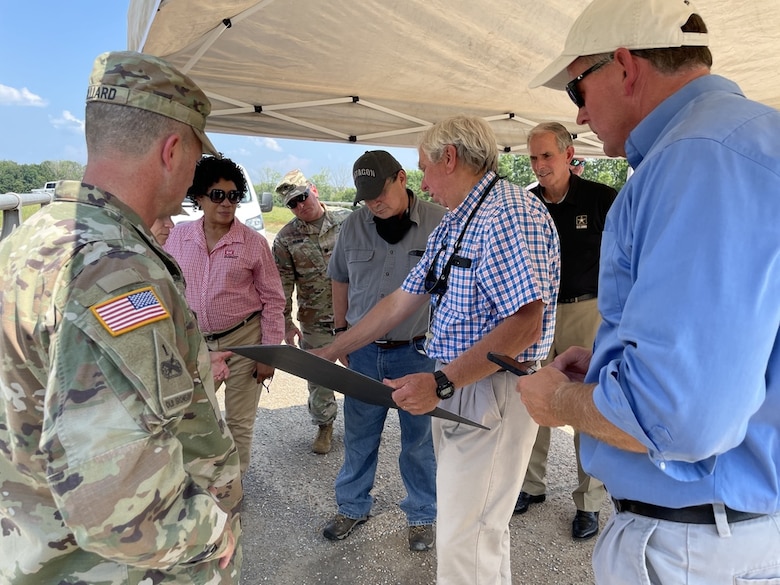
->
[0,160,85,194]
[40,160,84,181]
[405,169,427,200]
[581,158,629,191]
[254,168,284,205]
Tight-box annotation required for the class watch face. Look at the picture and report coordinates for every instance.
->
[434,370,454,399]
[436,384,455,399]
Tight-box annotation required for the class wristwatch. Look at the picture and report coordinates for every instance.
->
[433,370,455,400]
[331,326,348,335]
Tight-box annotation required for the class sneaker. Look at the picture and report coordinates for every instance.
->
[408,524,435,551]
[322,513,367,541]
[312,423,333,454]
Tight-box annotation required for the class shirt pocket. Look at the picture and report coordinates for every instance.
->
[596,229,624,324]
[407,249,425,273]
[441,262,477,316]
[345,248,375,296]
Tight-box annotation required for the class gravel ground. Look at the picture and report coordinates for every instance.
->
[223,368,611,585]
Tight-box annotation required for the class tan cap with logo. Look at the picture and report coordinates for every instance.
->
[276,169,312,205]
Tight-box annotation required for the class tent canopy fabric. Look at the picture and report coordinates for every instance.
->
[128,0,779,157]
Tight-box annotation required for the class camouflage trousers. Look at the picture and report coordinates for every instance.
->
[300,326,338,425]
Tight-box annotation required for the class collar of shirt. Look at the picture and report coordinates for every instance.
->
[625,75,743,170]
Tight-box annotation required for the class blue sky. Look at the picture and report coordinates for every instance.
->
[0,2,418,187]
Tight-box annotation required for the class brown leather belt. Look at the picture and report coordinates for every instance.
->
[612,498,765,524]
[373,335,426,349]
[203,310,261,342]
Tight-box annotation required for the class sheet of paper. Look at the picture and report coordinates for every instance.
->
[228,344,489,429]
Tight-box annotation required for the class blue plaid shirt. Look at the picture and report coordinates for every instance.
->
[402,171,560,364]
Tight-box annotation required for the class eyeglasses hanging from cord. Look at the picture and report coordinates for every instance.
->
[423,174,501,297]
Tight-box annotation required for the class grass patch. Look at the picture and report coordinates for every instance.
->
[263,206,294,234]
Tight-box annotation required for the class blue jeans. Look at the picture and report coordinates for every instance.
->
[334,339,437,525]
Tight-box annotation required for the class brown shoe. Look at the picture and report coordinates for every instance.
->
[312,423,333,454]
[408,524,435,551]
[323,513,367,540]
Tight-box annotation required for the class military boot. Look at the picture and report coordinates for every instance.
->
[312,423,333,454]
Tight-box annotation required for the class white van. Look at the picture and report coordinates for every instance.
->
[172,163,273,236]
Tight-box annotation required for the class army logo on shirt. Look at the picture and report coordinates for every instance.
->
[161,353,184,379]
[576,215,588,230]
[156,336,192,414]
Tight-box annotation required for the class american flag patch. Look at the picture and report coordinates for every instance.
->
[91,287,170,336]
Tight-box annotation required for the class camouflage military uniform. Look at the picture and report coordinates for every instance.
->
[0,182,242,584]
[272,205,351,424]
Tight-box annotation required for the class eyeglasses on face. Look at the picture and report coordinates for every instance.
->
[206,189,243,204]
[286,192,310,209]
[565,55,613,109]
[570,159,585,167]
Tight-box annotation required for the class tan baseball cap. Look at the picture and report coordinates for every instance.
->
[530,0,709,90]
[87,51,219,156]
[276,169,311,205]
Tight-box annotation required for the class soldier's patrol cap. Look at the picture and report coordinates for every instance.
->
[87,51,219,157]
[352,150,403,203]
[276,169,312,205]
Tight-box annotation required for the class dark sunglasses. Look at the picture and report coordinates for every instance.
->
[286,192,309,209]
[570,159,585,167]
[206,189,243,204]
[565,55,613,109]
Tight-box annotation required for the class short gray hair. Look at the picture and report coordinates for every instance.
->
[419,115,498,173]
[85,102,189,156]
[527,122,573,153]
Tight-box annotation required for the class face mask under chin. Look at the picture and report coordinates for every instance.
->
[374,212,413,244]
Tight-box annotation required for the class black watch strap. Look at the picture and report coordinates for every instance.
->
[433,370,455,399]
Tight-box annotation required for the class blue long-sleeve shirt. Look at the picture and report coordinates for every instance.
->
[583,75,780,514]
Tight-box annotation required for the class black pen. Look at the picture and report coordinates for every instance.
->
[486,352,536,376]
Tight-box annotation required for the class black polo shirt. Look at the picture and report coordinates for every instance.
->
[531,173,617,300]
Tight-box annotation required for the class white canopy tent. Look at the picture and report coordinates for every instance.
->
[127,0,779,157]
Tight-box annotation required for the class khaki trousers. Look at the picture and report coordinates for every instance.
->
[206,317,263,476]
[522,297,606,511]
[433,370,538,585]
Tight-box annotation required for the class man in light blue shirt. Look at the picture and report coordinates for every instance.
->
[520,0,780,583]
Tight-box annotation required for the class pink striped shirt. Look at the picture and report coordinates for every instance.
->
[165,219,285,343]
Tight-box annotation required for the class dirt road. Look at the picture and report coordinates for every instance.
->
[230,368,609,584]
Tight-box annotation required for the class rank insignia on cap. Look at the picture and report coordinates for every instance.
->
[92,286,170,336]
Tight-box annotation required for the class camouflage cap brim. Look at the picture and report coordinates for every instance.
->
[87,51,219,156]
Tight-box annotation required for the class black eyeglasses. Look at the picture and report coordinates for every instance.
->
[206,189,243,204]
[570,159,586,167]
[286,192,309,209]
[565,55,613,109]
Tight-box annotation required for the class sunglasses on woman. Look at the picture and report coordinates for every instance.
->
[205,189,243,204]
